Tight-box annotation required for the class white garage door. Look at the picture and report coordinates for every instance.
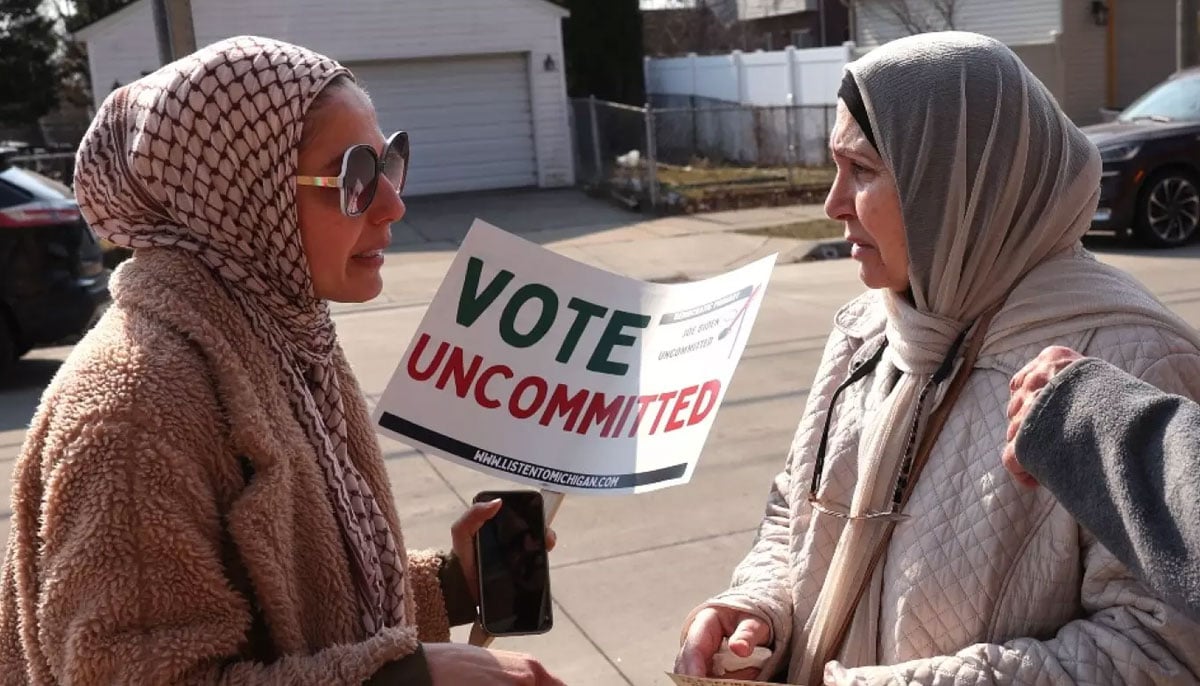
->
[351,54,538,196]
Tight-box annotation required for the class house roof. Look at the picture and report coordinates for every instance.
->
[73,0,568,42]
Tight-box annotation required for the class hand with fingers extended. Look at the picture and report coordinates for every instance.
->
[450,499,558,604]
[1004,345,1085,488]
[674,606,772,680]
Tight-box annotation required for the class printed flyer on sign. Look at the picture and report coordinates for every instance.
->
[373,220,775,495]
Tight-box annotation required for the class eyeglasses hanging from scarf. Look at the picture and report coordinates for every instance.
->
[801,298,1006,673]
[806,301,1000,522]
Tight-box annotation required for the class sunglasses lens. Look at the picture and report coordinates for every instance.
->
[344,145,379,216]
[383,134,408,195]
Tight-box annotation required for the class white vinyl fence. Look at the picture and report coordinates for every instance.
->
[645,43,854,106]
[643,44,853,167]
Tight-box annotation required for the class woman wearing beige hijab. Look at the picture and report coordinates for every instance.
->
[675,32,1200,685]
[0,36,561,685]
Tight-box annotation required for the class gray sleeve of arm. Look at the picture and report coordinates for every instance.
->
[1015,357,1200,620]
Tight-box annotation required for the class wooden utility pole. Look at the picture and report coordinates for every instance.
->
[151,0,197,65]
[818,0,827,46]
[1179,0,1198,71]
[849,0,857,44]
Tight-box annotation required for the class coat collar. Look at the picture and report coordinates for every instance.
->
[109,249,307,474]
[834,290,888,342]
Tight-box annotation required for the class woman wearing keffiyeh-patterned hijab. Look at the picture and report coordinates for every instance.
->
[0,36,563,685]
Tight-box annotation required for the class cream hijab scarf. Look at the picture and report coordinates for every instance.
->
[797,32,1200,682]
[73,36,407,635]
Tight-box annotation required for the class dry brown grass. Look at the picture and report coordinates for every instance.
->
[736,219,844,241]
[654,162,835,197]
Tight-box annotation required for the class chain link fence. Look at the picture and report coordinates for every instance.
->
[572,96,835,212]
[572,97,656,208]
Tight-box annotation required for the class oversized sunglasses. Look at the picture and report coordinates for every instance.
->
[296,131,409,217]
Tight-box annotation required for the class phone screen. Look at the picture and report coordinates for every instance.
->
[474,491,553,635]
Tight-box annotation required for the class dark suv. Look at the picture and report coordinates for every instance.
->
[1085,69,1200,248]
[0,152,109,375]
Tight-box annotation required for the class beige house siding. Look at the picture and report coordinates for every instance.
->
[852,0,1070,118]
[848,0,1181,125]
[855,0,1060,47]
[1114,0,1178,107]
[1011,41,1064,105]
[1058,0,1108,124]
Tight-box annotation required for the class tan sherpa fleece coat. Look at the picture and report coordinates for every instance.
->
[0,250,457,684]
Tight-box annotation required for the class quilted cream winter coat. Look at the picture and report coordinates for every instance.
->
[701,290,1200,684]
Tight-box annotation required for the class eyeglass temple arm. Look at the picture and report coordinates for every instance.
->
[296,175,340,188]
[809,340,889,497]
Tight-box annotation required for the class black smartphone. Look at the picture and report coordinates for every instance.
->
[472,490,553,636]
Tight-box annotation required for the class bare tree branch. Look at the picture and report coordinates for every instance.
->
[872,0,930,35]
[929,0,957,29]
[864,0,958,36]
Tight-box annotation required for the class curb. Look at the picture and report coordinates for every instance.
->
[650,238,851,284]
[793,239,851,262]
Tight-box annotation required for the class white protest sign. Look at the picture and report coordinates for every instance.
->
[374,220,775,495]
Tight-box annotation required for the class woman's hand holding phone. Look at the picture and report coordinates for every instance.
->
[435,496,563,683]
[450,498,558,605]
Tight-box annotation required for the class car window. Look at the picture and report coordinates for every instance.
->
[1120,75,1200,122]
[0,166,74,201]
[0,178,33,209]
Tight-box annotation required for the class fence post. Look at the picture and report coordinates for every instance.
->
[732,50,747,104]
[689,53,700,156]
[785,93,796,187]
[643,56,652,98]
[785,45,798,186]
[824,105,832,165]
[785,45,798,105]
[588,95,603,185]
[689,52,699,95]
[731,51,746,164]
[644,102,660,210]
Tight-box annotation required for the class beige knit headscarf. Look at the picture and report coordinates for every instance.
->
[797,32,1200,682]
[73,35,407,635]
